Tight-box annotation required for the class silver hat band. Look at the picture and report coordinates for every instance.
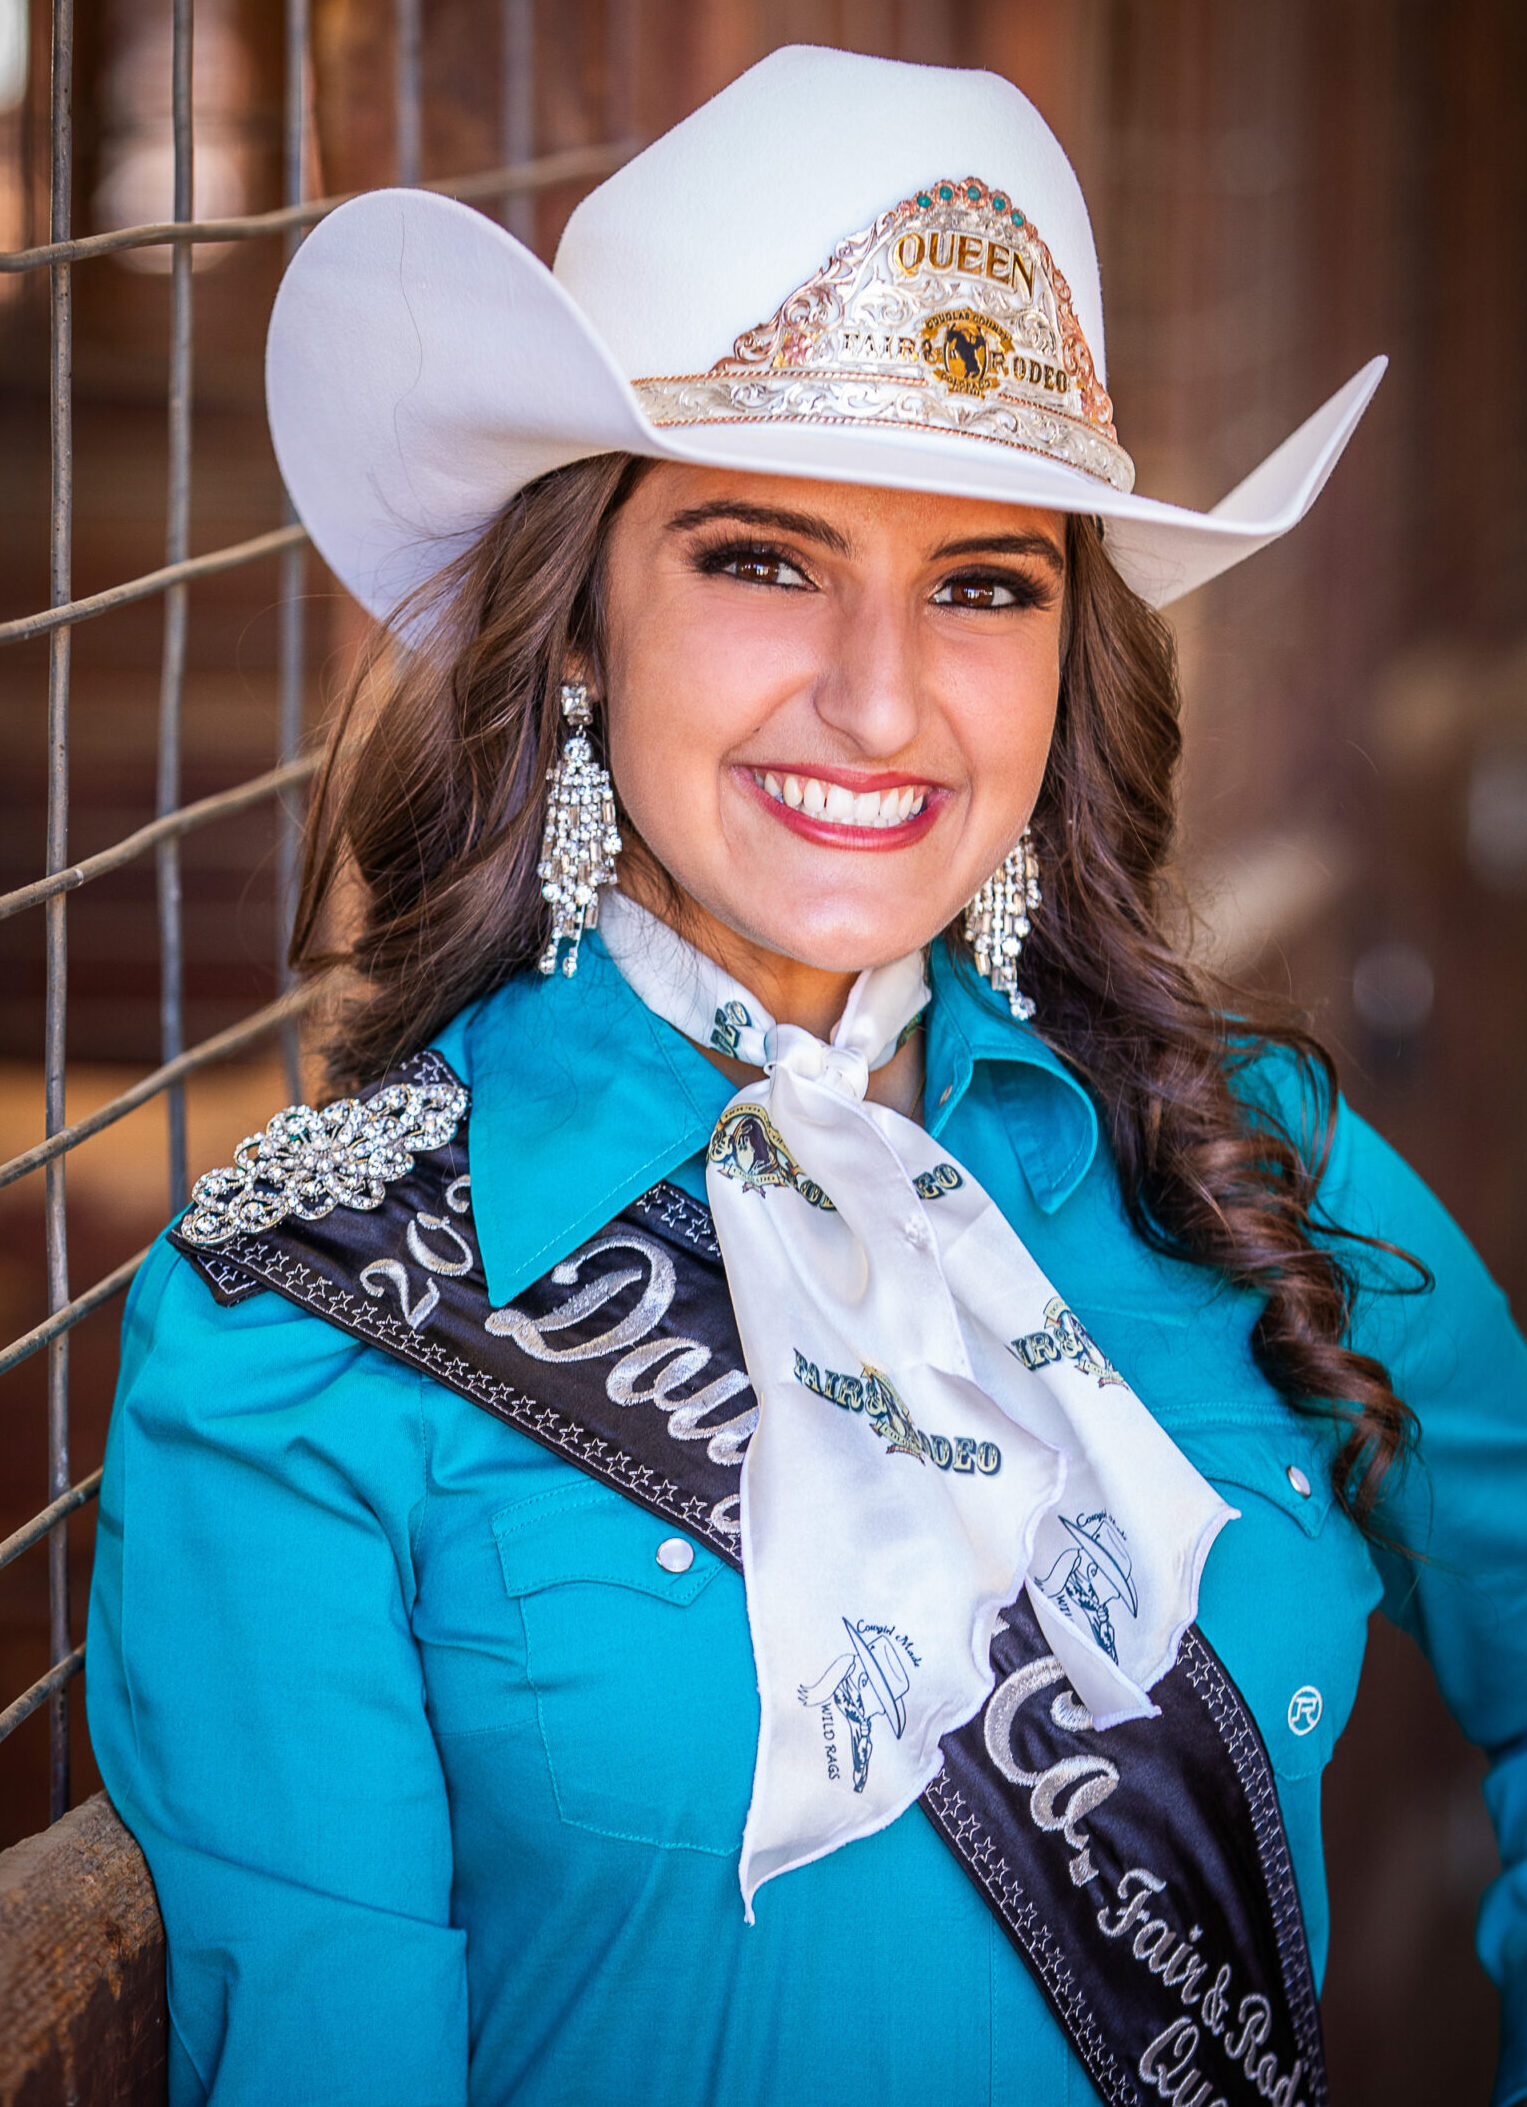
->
[631,178,1136,496]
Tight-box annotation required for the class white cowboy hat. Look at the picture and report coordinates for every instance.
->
[265,43,1385,623]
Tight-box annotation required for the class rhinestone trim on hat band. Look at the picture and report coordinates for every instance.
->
[633,179,1135,495]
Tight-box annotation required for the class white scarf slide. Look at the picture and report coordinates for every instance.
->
[597,891,1236,1916]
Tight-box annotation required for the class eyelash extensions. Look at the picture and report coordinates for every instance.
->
[692,538,816,590]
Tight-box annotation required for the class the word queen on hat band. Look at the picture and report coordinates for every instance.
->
[265,44,1385,623]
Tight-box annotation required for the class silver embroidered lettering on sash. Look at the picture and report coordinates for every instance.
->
[980,1655,1314,2105]
[354,1184,752,1540]
[487,1230,757,1497]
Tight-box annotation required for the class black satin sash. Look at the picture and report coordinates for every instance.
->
[172,1050,1327,2107]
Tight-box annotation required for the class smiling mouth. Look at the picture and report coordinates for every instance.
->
[750,770,930,830]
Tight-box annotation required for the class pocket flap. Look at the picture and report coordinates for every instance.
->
[1173,1419,1336,1539]
[493,1480,723,1604]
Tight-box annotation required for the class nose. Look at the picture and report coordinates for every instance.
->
[810,585,925,757]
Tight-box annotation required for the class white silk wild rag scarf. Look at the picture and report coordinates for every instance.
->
[597,891,1236,1915]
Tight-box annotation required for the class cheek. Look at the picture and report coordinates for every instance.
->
[949,635,1062,824]
[605,642,723,848]
[604,595,809,839]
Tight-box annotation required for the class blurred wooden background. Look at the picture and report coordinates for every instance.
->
[2,3,1524,2097]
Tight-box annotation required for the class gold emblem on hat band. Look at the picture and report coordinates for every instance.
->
[632,178,1135,495]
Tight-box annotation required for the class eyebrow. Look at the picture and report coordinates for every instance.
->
[664,500,855,557]
[928,531,1065,572]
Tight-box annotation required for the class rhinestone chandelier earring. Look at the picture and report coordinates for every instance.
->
[536,682,623,977]
[964,828,1042,1021]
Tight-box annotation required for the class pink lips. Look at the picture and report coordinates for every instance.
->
[733,765,945,851]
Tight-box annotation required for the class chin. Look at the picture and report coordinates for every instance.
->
[740,902,949,973]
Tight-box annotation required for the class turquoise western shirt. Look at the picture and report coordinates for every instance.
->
[86,935,1527,2106]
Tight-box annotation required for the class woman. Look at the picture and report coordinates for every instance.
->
[87,45,1527,2107]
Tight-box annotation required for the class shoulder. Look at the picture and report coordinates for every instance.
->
[99,1229,435,1625]
[1222,1031,1475,1280]
[114,1223,429,1525]
[1318,1100,1521,1409]
[114,1035,486,1515]
[125,1224,406,1382]
[1225,1031,1520,1395]
[1223,1030,1335,1161]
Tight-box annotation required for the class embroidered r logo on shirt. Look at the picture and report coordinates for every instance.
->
[1287,1686,1323,1736]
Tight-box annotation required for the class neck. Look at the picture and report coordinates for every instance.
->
[617,850,859,1040]
[614,850,927,1124]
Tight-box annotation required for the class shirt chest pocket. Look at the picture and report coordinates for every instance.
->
[1179,1420,1383,1785]
[493,1481,758,1856]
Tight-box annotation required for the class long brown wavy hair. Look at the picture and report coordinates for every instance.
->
[293,452,1421,1534]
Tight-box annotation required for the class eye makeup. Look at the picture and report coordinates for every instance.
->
[931,567,1057,612]
[688,536,819,591]
[687,534,1057,613]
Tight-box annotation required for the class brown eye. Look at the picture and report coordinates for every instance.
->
[932,574,1021,610]
[721,549,811,590]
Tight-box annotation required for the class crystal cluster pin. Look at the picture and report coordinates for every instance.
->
[537,683,623,977]
[177,1080,467,1246]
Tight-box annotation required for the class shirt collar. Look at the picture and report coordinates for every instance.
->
[458,931,736,1306]
[923,939,1099,1214]
[453,930,1099,1307]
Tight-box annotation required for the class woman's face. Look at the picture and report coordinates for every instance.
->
[599,464,1065,974]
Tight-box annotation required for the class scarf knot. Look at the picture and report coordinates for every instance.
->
[766,1023,870,1103]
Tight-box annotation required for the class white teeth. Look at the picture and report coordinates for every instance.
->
[751,770,929,830]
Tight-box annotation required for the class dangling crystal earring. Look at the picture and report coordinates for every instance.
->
[537,682,623,977]
[964,828,1042,1021]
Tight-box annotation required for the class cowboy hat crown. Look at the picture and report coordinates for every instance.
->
[554,45,1107,403]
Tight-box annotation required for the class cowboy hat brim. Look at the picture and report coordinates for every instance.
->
[266,187,1385,626]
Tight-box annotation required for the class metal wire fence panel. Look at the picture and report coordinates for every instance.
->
[276,0,311,1101]
[0,143,631,272]
[43,0,75,1830]
[0,0,629,1824]
[0,525,311,645]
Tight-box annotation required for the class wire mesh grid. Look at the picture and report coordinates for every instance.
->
[0,0,631,1820]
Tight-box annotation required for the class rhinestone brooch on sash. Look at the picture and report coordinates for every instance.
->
[177,1080,468,1248]
[633,177,1135,494]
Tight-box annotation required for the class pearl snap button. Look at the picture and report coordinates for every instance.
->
[1286,1464,1312,1498]
[655,1537,695,1574]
